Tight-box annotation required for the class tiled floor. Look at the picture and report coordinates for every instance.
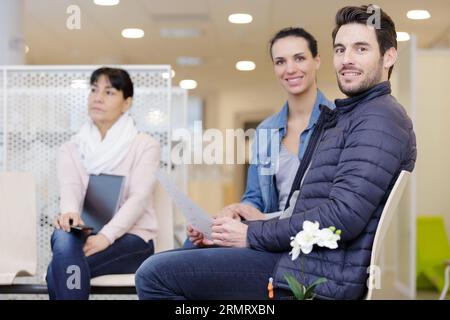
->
[372,288,445,300]
[370,271,447,300]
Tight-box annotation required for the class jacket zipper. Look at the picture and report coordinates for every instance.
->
[283,106,331,211]
[273,105,338,292]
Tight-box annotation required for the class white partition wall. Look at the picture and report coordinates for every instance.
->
[0,65,172,298]
[393,37,417,299]
[383,37,417,299]
[415,49,450,240]
[170,87,188,246]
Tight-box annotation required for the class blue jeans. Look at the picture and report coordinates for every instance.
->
[135,246,292,300]
[46,229,154,300]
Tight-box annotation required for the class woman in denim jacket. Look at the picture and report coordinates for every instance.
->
[187,27,335,246]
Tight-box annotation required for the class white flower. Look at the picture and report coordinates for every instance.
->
[316,228,340,249]
[302,220,320,235]
[289,221,341,261]
[287,221,341,300]
[290,236,301,261]
[290,221,320,257]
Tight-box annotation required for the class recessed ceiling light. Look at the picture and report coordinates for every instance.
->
[121,28,144,39]
[162,70,176,79]
[93,0,120,6]
[179,79,198,90]
[397,32,411,42]
[236,61,256,71]
[228,13,253,24]
[407,10,431,20]
[176,56,203,66]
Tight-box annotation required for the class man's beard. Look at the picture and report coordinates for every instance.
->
[337,59,384,97]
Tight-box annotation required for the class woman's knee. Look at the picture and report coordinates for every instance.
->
[50,229,83,255]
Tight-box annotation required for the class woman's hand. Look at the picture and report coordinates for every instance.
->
[53,212,84,232]
[217,203,264,221]
[83,234,110,257]
[216,204,242,221]
[211,217,248,248]
[233,204,265,221]
[187,225,214,247]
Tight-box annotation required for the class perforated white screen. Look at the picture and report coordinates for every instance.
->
[1,65,172,299]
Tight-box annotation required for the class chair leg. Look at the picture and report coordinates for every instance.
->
[439,265,450,300]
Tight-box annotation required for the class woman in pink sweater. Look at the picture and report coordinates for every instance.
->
[46,67,160,300]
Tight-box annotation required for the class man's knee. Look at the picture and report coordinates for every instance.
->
[135,256,160,298]
[136,252,183,299]
[182,238,197,249]
[136,255,159,283]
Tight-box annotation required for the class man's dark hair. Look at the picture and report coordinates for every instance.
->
[269,27,319,59]
[90,67,134,99]
[332,5,397,78]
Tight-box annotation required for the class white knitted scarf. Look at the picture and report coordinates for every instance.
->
[71,112,138,175]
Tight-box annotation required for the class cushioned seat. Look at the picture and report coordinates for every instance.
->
[90,180,173,287]
[90,274,135,287]
[0,173,37,285]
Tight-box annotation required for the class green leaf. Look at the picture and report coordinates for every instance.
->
[284,274,305,300]
[303,278,327,299]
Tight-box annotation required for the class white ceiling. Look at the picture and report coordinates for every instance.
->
[24,0,450,96]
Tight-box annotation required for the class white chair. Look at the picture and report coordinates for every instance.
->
[365,170,411,300]
[439,260,450,300]
[0,173,37,285]
[90,180,174,288]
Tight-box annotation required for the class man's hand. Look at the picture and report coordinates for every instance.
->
[211,217,248,248]
[53,212,84,232]
[83,234,110,257]
[187,225,214,247]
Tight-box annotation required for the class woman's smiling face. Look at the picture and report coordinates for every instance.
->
[271,36,320,97]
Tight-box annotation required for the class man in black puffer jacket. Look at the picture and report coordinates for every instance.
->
[247,5,417,299]
[135,5,416,300]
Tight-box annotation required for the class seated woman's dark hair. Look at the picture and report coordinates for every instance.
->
[90,67,134,99]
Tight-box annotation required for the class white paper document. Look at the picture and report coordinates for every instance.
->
[156,170,213,239]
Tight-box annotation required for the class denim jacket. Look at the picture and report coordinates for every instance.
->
[240,90,334,212]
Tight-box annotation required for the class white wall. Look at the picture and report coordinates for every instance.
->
[416,50,450,242]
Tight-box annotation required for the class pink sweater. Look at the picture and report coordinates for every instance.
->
[57,133,161,244]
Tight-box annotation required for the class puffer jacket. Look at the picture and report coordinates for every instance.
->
[246,81,417,299]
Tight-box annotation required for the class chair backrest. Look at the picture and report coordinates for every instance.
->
[0,172,37,285]
[366,170,411,300]
[153,181,174,253]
